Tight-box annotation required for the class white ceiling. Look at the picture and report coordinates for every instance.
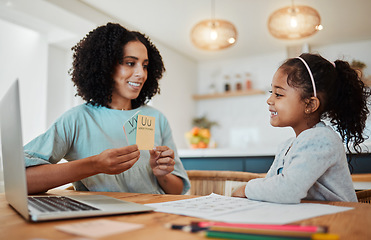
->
[1,0,371,62]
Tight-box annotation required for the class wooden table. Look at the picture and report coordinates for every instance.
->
[1,190,370,240]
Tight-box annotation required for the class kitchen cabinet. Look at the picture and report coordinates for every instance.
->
[180,156,274,173]
[179,149,371,174]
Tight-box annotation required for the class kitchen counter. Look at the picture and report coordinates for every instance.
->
[178,140,371,158]
[178,147,276,173]
[178,147,275,158]
[178,143,371,174]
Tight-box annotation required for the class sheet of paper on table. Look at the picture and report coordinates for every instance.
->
[56,219,144,238]
[145,193,353,224]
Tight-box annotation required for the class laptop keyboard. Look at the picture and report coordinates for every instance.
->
[28,196,99,212]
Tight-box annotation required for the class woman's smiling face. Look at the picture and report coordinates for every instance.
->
[111,40,149,109]
[267,68,309,136]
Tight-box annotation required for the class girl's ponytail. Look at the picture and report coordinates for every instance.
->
[327,60,370,154]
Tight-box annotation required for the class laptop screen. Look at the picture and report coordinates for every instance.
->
[0,80,30,220]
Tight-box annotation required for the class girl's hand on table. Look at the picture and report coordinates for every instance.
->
[232,184,247,198]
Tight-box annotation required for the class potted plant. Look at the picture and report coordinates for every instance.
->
[351,59,366,79]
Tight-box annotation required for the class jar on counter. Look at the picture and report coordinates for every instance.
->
[245,73,252,90]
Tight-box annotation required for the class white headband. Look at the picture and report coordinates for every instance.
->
[296,57,317,97]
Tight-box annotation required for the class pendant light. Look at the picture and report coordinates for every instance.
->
[190,0,238,50]
[267,0,323,39]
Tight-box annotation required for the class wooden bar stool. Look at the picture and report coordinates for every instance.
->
[352,173,371,204]
[186,170,265,196]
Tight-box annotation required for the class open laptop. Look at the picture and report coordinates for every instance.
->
[0,80,154,222]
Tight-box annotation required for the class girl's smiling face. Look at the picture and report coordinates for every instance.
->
[110,40,149,110]
[267,68,311,136]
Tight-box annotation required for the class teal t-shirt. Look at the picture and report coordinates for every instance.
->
[24,104,190,194]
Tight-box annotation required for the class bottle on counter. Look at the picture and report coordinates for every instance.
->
[235,73,242,91]
[224,75,231,92]
[245,72,252,90]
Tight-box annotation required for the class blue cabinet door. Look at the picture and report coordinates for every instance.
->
[180,156,274,173]
[180,154,371,173]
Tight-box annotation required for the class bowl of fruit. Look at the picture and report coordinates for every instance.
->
[185,116,217,149]
[185,127,211,148]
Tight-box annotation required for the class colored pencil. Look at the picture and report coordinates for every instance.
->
[204,230,310,240]
[204,231,339,240]
[192,221,327,233]
[164,223,207,233]
[209,226,316,238]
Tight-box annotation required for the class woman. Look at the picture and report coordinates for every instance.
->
[24,23,190,195]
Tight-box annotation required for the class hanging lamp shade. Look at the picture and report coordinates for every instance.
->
[268,5,322,39]
[191,19,237,50]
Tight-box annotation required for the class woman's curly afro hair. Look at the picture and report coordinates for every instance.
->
[69,22,165,109]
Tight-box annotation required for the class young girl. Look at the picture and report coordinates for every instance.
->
[232,53,370,203]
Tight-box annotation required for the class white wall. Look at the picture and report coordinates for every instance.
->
[0,19,48,144]
[313,40,371,77]
[313,40,371,143]
[150,42,197,149]
[0,25,81,146]
[195,40,371,151]
[196,51,292,150]
[46,45,82,127]
[0,19,49,192]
